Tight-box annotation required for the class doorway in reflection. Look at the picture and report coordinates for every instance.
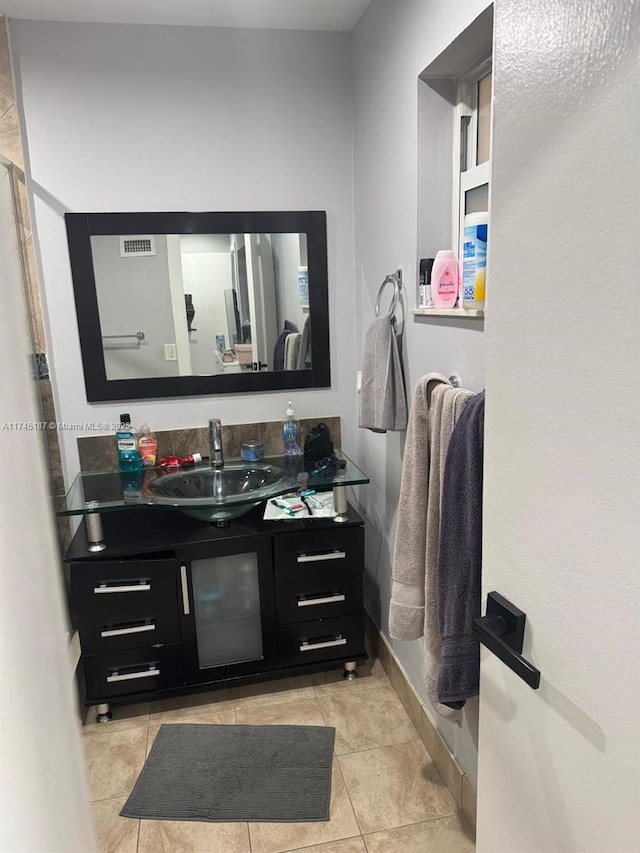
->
[91,231,309,381]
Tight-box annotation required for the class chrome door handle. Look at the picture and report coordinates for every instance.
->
[100,622,155,638]
[473,591,541,689]
[94,581,151,594]
[297,593,346,607]
[106,666,160,683]
[299,636,347,652]
[296,551,346,563]
[180,565,190,615]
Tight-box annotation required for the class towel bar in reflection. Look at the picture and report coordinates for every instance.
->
[102,331,145,349]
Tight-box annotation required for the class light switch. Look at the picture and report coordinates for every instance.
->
[164,343,177,361]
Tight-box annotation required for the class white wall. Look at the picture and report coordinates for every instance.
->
[11,19,355,483]
[1,163,95,853]
[272,232,307,333]
[181,250,234,374]
[351,0,491,785]
[91,234,180,380]
[477,0,640,848]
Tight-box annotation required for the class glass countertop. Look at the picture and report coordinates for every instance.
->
[57,449,369,516]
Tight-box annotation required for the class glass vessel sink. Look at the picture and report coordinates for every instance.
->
[143,463,287,525]
[57,450,370,546]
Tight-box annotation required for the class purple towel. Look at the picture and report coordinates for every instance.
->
[436,391,485,708]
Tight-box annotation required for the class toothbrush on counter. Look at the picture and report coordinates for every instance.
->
[271,499,303,516]
[284,489,323,508]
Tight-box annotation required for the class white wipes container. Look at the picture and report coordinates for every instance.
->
[462,212,488,309]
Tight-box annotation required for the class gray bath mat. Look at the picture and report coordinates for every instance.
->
[120,723,335,823]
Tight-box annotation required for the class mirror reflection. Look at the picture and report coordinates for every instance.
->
[91,232,311,380]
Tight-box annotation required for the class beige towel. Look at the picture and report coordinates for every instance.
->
[389,373,473,722]
[284,332,302,370]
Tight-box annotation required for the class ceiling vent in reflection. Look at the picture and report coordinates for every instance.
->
[119,235,156,257]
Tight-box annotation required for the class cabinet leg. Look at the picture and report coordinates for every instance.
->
[95,703,112,723]
[85,507,107,552]
[343,661,357,680]
[333,486,348,523]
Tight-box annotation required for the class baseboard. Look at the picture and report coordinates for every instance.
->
[363,610,477,839]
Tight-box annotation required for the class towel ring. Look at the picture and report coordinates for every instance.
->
[375,269,402,317]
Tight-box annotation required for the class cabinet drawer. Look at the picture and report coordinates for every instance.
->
[274,526,364,583]
[277,614,365,668]
[70,558,178,621]
[82,643,182,702]
[76,608,180,655]
[275,571,362,624]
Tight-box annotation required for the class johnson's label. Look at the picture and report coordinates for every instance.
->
[438,267,458,298]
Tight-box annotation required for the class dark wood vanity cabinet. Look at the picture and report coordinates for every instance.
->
[66,505,366,710]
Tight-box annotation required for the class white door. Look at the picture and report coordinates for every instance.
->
[245,233,279,370]
[477,2,639,851]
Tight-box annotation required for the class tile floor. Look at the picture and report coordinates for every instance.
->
[82,657,475,852]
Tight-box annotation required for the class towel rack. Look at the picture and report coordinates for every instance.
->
[102,331,145,349]
[375,270,402,318]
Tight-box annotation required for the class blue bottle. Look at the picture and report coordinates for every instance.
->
[116,414,142,472]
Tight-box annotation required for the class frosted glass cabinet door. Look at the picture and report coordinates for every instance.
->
[191,552,263,669]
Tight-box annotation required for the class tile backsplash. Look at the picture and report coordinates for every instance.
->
[78,417,341,472]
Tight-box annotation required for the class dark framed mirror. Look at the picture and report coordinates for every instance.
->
[65,210,330,402]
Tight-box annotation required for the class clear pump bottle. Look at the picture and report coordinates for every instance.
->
[282,401,302,456]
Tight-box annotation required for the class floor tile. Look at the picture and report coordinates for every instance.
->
[138,819,251,852]
[232,675,317,710]
[235,697,326,728]
[312,659,388,697]
[249,762,360,853]
[83,723,148,802]
[149,687,234,716]
[363,814,475,852]
[83,702,150,735]
[338,740,457,835]
[91,797,138,853]
[287,837,365,852]
[316,682,418,754]
[147,705,237,755]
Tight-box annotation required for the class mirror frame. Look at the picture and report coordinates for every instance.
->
[65,210,330,402]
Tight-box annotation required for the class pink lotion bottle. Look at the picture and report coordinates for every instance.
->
[431,250,460,309]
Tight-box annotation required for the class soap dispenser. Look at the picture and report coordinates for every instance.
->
[282,401,302,456]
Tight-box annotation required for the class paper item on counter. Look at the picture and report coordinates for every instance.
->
[263,492,336,521]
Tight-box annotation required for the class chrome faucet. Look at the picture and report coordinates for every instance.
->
[209,419,224,468]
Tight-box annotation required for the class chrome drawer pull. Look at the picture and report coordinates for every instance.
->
[94,582,151,594]
[299,637,347,652]
[297,593,346,607]
[106,666,160,683]
[100,623,155,638]
[180,565,190,616]
[296,551,346,563]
